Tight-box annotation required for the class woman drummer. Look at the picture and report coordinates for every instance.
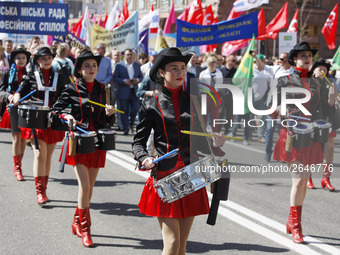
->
[0,48,31,181]
[132,47,225,255]
[307,59,338,191]
[51,50,115,248]
[273,42,323,244]
[11,47,69,205]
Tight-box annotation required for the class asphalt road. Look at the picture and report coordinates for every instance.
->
[0,126,339,255]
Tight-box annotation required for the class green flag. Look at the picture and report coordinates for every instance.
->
[331,45,340,70]
[232,35,255,114]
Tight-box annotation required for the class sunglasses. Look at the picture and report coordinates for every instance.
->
[279,58,286,61]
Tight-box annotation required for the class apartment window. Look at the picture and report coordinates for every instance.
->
[149,0,156,8]
[161,0,170,7]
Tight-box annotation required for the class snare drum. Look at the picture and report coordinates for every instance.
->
[292,122,313,148]
[18,104,50,129]
[97,129,116,150]
[312,119,332,143]
[153,156,222,203]
[75,131,96,154]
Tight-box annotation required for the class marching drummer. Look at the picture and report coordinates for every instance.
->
[308,59,338,191]
[51,50,115,248]
[0,48,31,181]
[272,42,323,244]
[132,48,225,255]
[11,47,69,205]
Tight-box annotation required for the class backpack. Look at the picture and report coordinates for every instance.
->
[56,60,72,77]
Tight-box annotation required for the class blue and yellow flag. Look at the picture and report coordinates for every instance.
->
[331,45,340,70]
[232,35,255,114]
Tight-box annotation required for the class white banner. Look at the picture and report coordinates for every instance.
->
[89,11,138,52]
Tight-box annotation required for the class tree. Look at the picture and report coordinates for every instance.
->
[294,0,313,42]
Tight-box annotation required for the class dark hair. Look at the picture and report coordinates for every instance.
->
[139,52,148,59]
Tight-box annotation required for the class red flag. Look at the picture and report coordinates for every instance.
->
[150,4,154,12]
[257,8,266,39]
[287,8,299,33]
[178,7,189,22]
[119,0,129,25]
[71,13,84,37]
[321,3,338,50]
[202,5,214,25]
[187,0,203,24]
[102,13,108,28]
[227,7,240,20]
[265,1,288,39]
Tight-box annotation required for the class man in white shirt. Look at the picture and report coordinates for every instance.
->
[140,50,157,79]
[255,52,294,161]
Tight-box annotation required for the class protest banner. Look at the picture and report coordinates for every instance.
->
[0,1,68,36]
[177,11,258,47]
[88,11,138,52]
[52,32,88,49]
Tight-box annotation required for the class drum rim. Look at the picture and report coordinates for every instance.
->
[293,122,313,134]
[75,131,96,137]
[18,105,50,111]
[312,119,332,129]
[97,129,116,134]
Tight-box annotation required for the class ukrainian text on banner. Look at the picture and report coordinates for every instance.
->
[89,11,138,52]
[177,11,258,47]
[0,1,68,36]
[52,32,88,48]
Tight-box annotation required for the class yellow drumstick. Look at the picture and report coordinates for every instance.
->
[87,100,125,114]
[181,130,243,141]
[320,70,340,98]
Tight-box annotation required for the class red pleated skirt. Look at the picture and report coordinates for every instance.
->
[0,109,11,129]
[21,127,65,144]
[273,128,323,165]
[138,160,210,219]
[329,131,336,137]
[60,141,106,169]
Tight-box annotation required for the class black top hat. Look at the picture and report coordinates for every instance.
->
[149,47,192,82]
[74,51,102,78]
[310,59,332,74]
[33,47,55,65]
[9,48,31,66]
[287,42,318,66]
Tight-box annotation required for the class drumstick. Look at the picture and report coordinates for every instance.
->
[141,148,179,170]
[87,99,125,114]
[181,130,243,141]
[320,70,340,98]
[289,115,310,121]
[10,89,36,108]
[61,119,90,135]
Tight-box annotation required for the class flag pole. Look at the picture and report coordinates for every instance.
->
[273,38,276,58]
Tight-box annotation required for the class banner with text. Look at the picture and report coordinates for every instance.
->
[176,11,258,47]
[52,32,88,49]
[88,11,138,52]
[0,1,68,36]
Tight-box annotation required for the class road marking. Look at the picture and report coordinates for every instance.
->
[107,150,339,255]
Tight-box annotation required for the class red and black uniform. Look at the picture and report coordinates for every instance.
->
[17,68,69,143]
[133,85,224,218]
[0,66,27,130]
[51,79,114,168]
[273,68,323,165]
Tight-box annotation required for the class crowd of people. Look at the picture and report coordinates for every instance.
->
[0,36,339,252]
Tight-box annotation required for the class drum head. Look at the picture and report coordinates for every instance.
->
[312,119,332,129]
[293,122,313,134]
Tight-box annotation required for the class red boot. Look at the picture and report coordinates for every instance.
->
[286,206,304,244]
[307,178,315,189]
[79,208,94,247]
[35,177,47,205]
[322,164,335,191]
[72,206,82,237]
[321,178,335,191]
[13,155,24,181]
[42,176,49,202]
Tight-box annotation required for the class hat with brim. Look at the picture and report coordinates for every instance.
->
[310,59,331,74]
[288,42,318,66]
[9,48,31,66]
[149,48,192,82]
[74,51,102,77]
[33,47,55,65]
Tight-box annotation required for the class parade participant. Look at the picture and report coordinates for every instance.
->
[11,47,69,205]
[0,48,31,181]
[307,59,338,191]
[272,42,322,244]
[51,50,115,248]
[132,48,225,255]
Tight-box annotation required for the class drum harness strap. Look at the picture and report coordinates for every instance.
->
[34,71,58,107]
